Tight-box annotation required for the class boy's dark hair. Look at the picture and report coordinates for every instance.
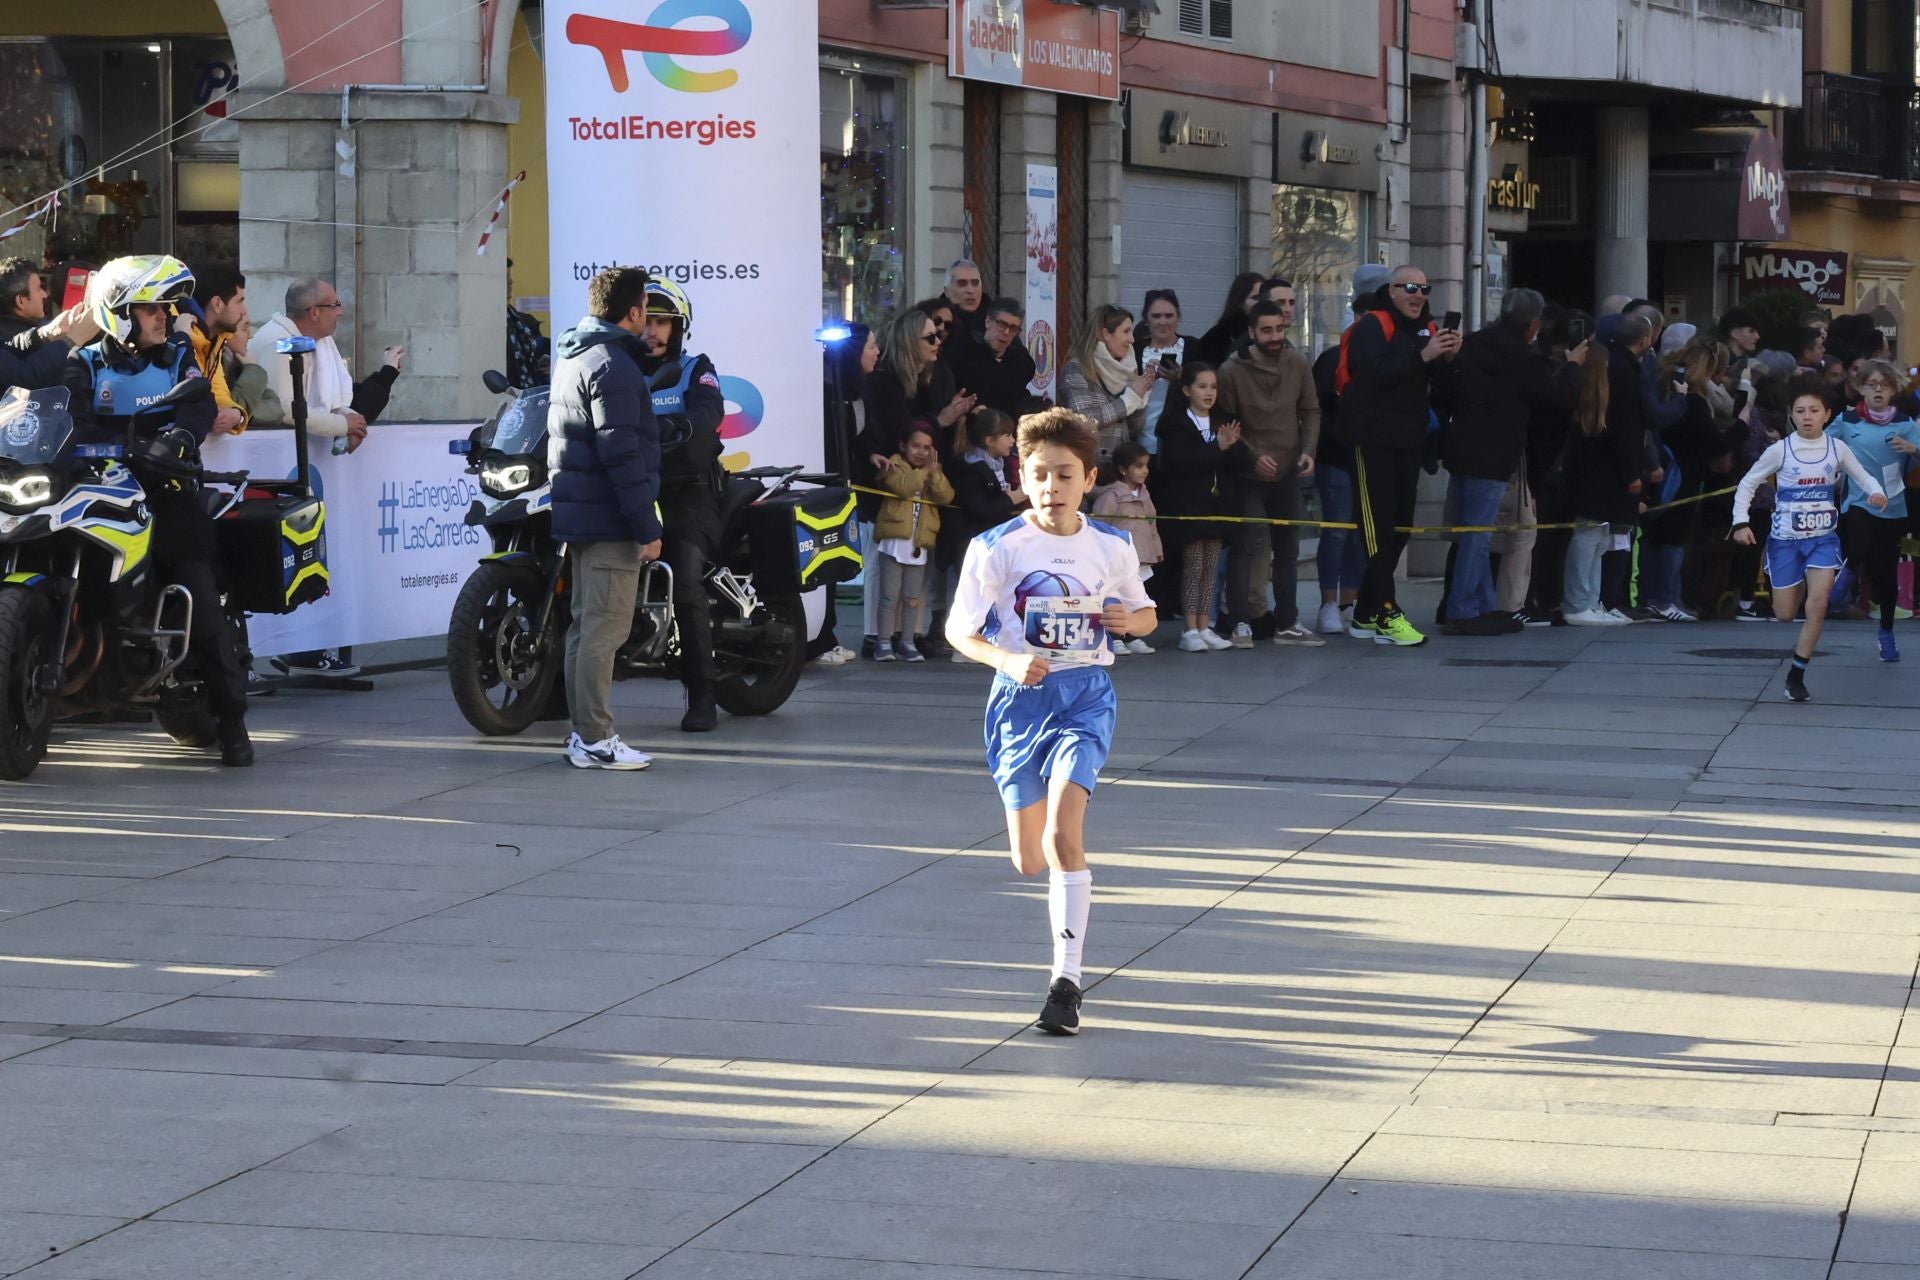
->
[193,263,245,307]
[1261,275,1293,294]
[587,267,650,323]
[1017,407,1099,472]
[965,407,1015,449]
[1109,441,1149,474]
[1718,307,1757,335]
[1247,299,1285,326]
[1796,325,1826,358]
[1785,372,1830,409]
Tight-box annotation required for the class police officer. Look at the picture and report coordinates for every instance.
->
[638,280,726,732]
[62,255,252,765]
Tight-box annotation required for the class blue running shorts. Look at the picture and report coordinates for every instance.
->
[984,664,1117,811]
[1765,533,1842,591]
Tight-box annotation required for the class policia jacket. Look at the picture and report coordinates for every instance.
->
[644,351,725,489]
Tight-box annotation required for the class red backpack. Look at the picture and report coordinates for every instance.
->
[1333,309,1398,396]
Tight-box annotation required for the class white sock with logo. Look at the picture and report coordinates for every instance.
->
[1048,869,1092,985]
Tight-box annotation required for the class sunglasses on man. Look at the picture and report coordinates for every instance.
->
[1396,283,1432,296]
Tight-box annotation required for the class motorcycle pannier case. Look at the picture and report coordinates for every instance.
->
[219,492,328,614]
[745,486,861,594]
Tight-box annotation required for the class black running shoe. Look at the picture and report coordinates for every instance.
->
[1037,977,1082,1035]
[1785,670,1810,703]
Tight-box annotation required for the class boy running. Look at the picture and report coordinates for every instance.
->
[1733,374,1887,702]
[946,408,1158,1035]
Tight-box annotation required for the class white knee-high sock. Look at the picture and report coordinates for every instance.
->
[1049,869,1092,984]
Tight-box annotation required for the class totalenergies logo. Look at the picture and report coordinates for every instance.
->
[567,0,752,94]
[718,374,762,441]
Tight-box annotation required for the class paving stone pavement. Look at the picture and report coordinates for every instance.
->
[2,596,1918,1279]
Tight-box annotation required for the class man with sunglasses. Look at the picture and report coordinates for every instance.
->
[947,297,1036,417]
[1340,266,1460,647]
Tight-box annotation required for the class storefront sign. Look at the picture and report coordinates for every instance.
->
[1024,163,1059,399]
[206,425,481,652]
[950,0,1121,101]
[1741,246,1848,306]
[1123,89,1254,178]
[1737,128,1790,242]
[1271,109,1382,191]
[544,0,821,469]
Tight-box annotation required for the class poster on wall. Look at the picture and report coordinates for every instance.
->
[1024,163,1058,399]
[950,0,1120,100]
[544,0,822,468]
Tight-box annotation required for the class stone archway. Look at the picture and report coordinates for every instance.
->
[207,0,285,91]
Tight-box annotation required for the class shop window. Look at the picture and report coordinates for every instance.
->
[821,57,908,327]
[1270,184,1369,357]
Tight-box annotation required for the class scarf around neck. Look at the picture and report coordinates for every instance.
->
[1858,401,1899,425]
[1092,342,1136,396]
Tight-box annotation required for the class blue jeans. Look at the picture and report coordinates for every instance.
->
[1642,541,1685,609]
[1563,521,1611,614]
[1444,474,1508,621]
[1314,464,1366,595]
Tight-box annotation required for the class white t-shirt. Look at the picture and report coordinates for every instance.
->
[1734,434,1883,542]
[951,512,1153,668]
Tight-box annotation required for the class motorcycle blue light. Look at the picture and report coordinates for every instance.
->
[814,324,854,345]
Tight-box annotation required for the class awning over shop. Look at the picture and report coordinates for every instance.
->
[1649,126,1789,243]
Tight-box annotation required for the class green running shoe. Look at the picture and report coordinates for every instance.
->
[1373,607,1428,647]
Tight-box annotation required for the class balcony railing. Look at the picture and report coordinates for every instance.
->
[1784,71,1920,181]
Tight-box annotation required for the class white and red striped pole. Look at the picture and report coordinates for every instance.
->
[475,171,526,257]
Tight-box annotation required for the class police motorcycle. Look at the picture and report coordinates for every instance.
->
[0,382,325,779]
[444,371,861,737]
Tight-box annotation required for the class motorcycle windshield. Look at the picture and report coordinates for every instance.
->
[0,387,73,466]
[478,387,549,456]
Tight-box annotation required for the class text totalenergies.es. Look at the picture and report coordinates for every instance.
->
[567,113,758,145]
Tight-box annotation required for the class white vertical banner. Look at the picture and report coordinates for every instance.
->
[544,0,821,468]
[1023,163,1059,399]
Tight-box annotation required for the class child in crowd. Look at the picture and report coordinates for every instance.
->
[945,408,1157,1036]
[1153,362,1240,652]
[873,422,955,663]
[1733,375,1887,701]
[1092,441,1164,654]
[1733,371,1789,620]
[1562,336,1638,626]
[1826,359,1920,661]
[941,410,1028,662]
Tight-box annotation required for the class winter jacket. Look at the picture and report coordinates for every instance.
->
[1444,324,1580,483]
[186,319,249,432]
[1340,308,1450,453]
[545,317,662,546]
[1059,357,1144,458]
[873,455,954,552]
[1154,400,1235,540]
[945,332,1036,416]
[1092,479,1164,565]
[1310,345,1353,471]
[855,361,957,519]
[1190,314,1246,371]
[1,322,71,395]
[1214,342,1319,476]
[939,450,1020,566]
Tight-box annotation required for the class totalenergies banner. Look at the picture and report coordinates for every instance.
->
[545,0,821,468]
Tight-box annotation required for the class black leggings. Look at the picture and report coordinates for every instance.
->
[1844,506,1907,631]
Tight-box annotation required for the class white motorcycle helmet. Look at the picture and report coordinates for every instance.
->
[86,254,196,350]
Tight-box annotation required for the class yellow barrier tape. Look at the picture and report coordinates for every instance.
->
[847,482,1743,537]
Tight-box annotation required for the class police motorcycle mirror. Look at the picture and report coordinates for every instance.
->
[481,369,513,396]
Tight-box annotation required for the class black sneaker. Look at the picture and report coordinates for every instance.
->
[1784,670,1810,703]
[272,651,363,678]
[1511,609,1554,628]
[1037,977,1082,1035]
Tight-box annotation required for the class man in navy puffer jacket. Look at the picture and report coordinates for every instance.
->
[546,266,662,770]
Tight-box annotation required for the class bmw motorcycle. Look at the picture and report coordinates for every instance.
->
[0,384,325,779]
[444,371,860,737]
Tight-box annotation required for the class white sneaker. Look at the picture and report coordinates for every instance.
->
[1604,608,1634,624]
[1109,642,1127,656]
[1126,638,1156,654]
[1230,623,1254,649]
[568,733,652,770]
[813,647,853,666]
[1178,629,1209,652]
[1199,628,1234,651]
[1317,602,1344,635]
[1564,608,1628,627]
[1653,603,1698,623]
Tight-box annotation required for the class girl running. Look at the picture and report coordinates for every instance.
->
[1826,359,1920,661]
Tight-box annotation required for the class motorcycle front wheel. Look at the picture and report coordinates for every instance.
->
[713,590,806,717]
[0,590,56,780]
[447,562,563,736]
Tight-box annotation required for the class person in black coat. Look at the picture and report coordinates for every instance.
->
[1155,362,1242,650]
[1189,272,1265,371]
[944,296,1036,417]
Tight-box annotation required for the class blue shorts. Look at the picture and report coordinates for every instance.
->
[984,664,1117,811]
[1765,533,1843,590]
